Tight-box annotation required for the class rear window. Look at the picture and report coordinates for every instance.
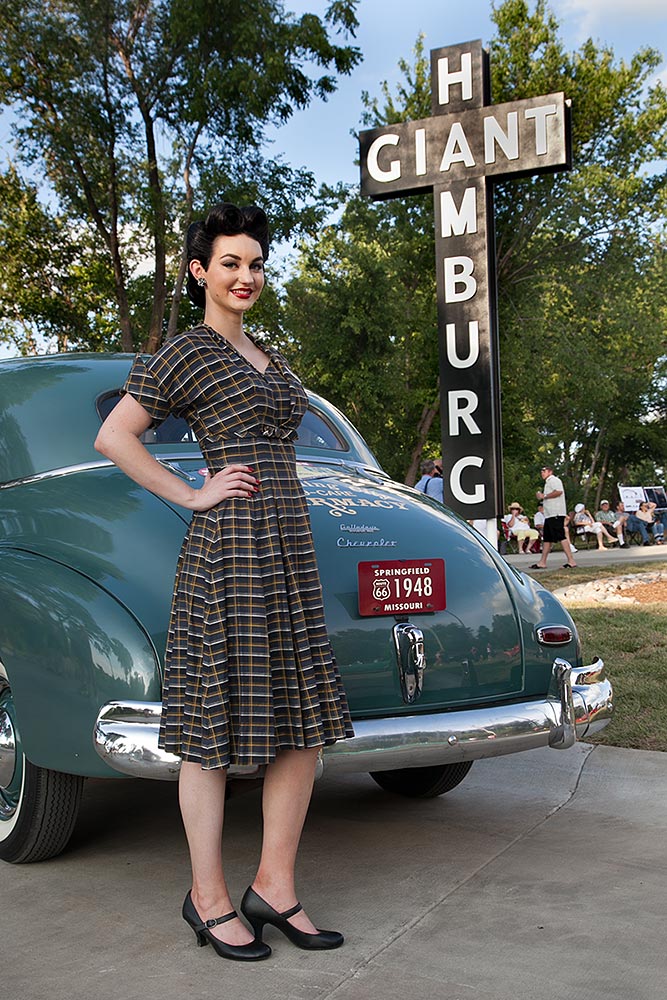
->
[96,392,347,451]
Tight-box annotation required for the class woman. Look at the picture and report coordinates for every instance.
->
[502,503,539,554]
[95,203,353,961]
[635,500,665,543]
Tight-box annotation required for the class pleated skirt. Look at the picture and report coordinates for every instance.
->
[158,437,354,768]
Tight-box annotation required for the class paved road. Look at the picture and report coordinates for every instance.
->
[2,743,665,1000]
[505,542,667,571]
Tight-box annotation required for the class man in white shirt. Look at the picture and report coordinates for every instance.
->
[530,464,577,569]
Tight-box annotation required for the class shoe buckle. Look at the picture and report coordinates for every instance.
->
[205,918,219,928]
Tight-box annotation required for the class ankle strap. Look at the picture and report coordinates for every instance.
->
[197,909,237,931]
[280,902,303,919]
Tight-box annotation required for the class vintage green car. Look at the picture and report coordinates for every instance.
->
[0,353,613,863]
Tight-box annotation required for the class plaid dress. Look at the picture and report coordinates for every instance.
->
[122,324,354,768]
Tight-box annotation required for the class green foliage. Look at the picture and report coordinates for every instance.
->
[0,167,118,353]
[283,37,440,481]
[284,3,667,498]
[283,185,439,478]
[0,0,361,352]
[489,0,667,500]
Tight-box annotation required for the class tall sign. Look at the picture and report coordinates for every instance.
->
[359,41,571,520]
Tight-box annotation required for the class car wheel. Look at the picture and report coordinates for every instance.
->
[0,661,84,863]
[369,761,474,798]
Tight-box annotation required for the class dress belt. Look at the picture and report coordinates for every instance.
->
[204,434,296,445]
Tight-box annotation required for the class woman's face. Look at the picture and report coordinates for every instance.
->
[192,233,265,316]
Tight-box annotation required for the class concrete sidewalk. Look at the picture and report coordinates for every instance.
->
[2,743,665,1000]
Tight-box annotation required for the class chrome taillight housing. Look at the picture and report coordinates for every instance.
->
[536,624,574,645]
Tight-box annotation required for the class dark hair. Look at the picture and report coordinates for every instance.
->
[186,202,270,308]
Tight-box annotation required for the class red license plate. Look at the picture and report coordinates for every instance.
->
[357,559,446,617]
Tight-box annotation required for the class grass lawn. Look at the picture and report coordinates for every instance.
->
[524,561,667,752]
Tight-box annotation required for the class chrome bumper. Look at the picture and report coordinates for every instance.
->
[92,657,613,781]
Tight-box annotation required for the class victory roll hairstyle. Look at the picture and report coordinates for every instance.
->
[186,202,270,308]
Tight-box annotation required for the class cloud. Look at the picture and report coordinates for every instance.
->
[558,0,666,18]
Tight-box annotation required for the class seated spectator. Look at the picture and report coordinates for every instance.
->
[616,501,650,545]
[572,503,617,550]
[595,499,625,546]
[635,500,664,544]
[503,502,540,554]
[415,459,444,503]
[533,502,545,540]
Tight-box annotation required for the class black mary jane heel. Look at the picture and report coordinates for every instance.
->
[182,891,271,961]
[240,885,344,951]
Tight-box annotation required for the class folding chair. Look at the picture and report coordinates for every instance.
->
[499,520,519,554]
[574,526,596,549]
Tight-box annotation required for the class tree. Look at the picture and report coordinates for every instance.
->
[284,182,439,478]
[488,0,667,503]
[284,1,667,499]
[0,0,360,352]
[283,40,438,480]
[0,166,118,353]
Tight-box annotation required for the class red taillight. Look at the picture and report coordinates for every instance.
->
[536,625,573,645]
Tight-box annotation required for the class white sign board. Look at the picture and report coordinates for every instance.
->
[618,486,645,512]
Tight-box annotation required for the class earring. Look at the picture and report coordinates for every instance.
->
[197,277,207,288]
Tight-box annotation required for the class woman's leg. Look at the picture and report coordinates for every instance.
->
[252,747,321,934]
[179,761,255,945]
[521,530,538,553]
[590,526,605,550]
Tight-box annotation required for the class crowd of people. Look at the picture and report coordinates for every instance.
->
[502,485,665,567]
[504,476,665,567]
[415,458,666,567]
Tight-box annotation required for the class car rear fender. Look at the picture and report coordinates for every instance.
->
[0,549,161,777]
[516,573,583,667]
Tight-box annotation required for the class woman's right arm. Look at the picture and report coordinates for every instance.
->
[94,395,257,511]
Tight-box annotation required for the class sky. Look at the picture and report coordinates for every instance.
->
[268,0,667,189]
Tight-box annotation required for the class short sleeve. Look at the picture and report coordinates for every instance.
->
[122,355,171,424]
